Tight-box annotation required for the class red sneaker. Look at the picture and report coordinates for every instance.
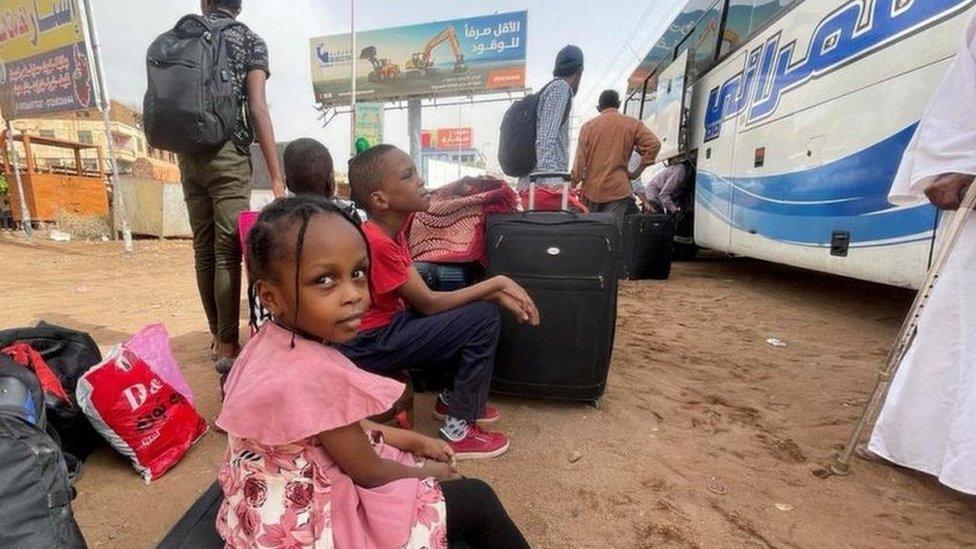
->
[442,425,510,460]
[432,399,501,424]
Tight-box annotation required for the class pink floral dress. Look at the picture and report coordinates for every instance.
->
[215,323,447,548]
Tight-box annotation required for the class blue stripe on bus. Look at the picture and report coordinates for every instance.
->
[696,125,939,246]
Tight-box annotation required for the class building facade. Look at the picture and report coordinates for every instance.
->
[2,101,180,181]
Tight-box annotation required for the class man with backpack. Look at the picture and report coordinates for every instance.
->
[145,0,284,368]
[499,46,583,208]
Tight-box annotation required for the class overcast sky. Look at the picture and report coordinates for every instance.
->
[91,0,685,170]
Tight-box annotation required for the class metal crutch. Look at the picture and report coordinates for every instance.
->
[831,180,976,476]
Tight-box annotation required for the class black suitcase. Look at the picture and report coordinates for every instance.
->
[486,174,619,402]
[621,213,673,280]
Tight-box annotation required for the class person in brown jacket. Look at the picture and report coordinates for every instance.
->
[572,90,661,221]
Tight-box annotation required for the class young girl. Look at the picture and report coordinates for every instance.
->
[216,196,528,548]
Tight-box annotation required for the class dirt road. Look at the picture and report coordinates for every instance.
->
[2,235,974,548]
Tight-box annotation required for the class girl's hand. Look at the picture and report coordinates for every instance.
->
[421,461,461,483]
[414,434,457,466]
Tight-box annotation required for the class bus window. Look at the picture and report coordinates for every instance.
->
[623,90,640,118]
[720,0,804,58]
[749,0,802,35]
[626,0,717,94]
[641,74,659,120]
[721,0,754,57]
[676,0,724,81]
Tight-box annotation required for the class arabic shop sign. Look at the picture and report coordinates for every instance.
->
[309,11,527,105]
[0,0,96,118]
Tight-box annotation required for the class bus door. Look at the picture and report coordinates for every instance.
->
[691,48,747,254]
[643,51,691,163]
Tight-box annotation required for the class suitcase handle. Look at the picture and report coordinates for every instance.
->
[527,171,573,212]
[521,207,580,217]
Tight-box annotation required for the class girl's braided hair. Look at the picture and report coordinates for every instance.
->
[245,196,369,347]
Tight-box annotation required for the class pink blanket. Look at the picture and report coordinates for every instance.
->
[409,177,518,264]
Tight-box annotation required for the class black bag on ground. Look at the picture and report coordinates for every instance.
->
[0,355,87,549]
[0,322,103,460]
[486,207,619,403]
[497,80,570,177]
[158,482,224,549]
[621,213,673,280]
[144,14,245,155]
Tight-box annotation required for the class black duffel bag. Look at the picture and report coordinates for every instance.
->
[0,322,104,460]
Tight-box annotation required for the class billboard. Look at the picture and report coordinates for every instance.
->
[0,0,97,118]
[310,11,526,105]
[421,127,473,150]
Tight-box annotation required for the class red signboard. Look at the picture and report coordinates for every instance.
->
[421,127,474,150]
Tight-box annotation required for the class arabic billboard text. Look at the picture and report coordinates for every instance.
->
[310,11,527,105]
[0,0,96,118]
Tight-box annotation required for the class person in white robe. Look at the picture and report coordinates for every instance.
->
[866,12,976,496]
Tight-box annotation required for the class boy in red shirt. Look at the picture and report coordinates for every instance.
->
[338,145,540,460]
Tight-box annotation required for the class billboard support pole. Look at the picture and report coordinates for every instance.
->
[81,0,133,253]
[349,0,357,156]
[456,103,463,179]
[5,121,32,239]
[408,99,422,176]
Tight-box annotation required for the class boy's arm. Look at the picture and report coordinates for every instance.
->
[247,70,285,198]
[397,267,540,324]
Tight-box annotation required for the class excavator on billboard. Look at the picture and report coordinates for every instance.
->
[360,46,401,82]
[405,26,467,77]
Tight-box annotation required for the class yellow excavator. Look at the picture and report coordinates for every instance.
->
[360,46,401,83]
[405,26,467,76]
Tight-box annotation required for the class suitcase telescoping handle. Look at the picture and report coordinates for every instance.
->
[527,171,573,212]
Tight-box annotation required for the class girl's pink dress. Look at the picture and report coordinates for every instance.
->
[215,322,447,548]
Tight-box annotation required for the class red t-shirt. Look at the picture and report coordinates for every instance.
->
[360,220,412,332]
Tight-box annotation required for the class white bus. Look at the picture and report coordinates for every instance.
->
[625,0,976,287]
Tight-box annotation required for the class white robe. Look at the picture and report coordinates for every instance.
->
[867,13,976,495]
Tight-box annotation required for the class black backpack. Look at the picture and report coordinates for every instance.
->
[0,322,103,460]
[498,80,572,177]
[144,14,245,155]
[0,355,87,549]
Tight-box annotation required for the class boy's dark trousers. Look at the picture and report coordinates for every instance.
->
[337,302,500,421]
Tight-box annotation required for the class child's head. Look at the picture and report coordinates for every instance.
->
[284,138,336,197]
[348,144,430,216]
[247,196,370,344]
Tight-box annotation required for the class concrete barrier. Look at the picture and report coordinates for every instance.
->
[115,179,276,238]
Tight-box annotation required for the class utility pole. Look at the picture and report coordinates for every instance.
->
[5,121,32,238]
[82,0,133,253]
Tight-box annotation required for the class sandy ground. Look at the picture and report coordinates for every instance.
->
[2,234,975,548]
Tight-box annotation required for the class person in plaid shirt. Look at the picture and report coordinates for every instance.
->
[518,46,584,193]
